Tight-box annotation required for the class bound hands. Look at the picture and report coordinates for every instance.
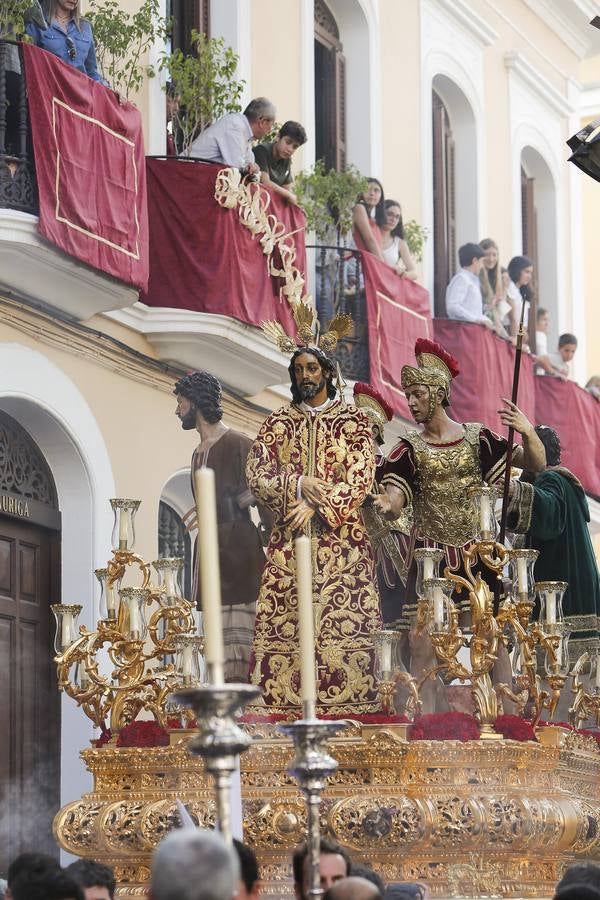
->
[285,477,329,531]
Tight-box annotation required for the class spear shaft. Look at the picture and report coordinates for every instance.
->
[498,298,527,547]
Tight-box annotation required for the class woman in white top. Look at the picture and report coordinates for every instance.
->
[378,199,418,279]
[506,255,534,339]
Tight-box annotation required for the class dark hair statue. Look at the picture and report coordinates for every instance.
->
[288,347,337,404]
[174,371,223,427]
[521,424,560,483]
[555,863,600,893]
[233,839,260,894]
[66,860,116,899]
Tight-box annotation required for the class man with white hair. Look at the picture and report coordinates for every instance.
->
[188,97,276,176]
[149,829,239,900]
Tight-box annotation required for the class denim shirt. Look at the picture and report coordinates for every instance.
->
[26,18,107,85]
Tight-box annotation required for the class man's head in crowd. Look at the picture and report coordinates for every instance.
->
[323,876,383,900]
[272,121,307,160]
[292,837,351,900]
[150,829,239,900]
[348,864,385,896]
[7,855,83,900]
[244,97,276,141]
[555,863,600,895]
[458,242,485,274]
[233,839,261,900]
[66,860,116,900]
[558,332,578,363]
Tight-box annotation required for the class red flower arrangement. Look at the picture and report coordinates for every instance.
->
[239,712,409,725]
[166,717,198,730]
[116,720,170,748]
[410,711,480,742]
[94,726,112,747]
[493,714,537,742]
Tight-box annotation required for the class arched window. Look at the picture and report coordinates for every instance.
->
[166,0,210,55]
[314,0,346,171]
[432,89,456,315]
[158,500,192,600]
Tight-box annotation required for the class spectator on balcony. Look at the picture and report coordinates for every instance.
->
[506,255,534,338]
[445,243,495,329]
[548,333,578,380]
[533,308,563,377]
[26,0,107,85]
[379,200,418,280]
[352,178,385,261]
[187,97,276,176]
[478,238,511,338]
[252,120,307,205]
[586,375,600,401]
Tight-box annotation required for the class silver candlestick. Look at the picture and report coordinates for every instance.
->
[279,703,348,898]
[173,682,261,845]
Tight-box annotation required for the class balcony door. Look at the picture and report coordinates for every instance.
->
[167,0,210,54]
[0,412,61,872]
[314,0,346,171]
[432,89,456,316]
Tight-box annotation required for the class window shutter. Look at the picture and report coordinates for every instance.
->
[335,50,347,171]
[432,90,455,316]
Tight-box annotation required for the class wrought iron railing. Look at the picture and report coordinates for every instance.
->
[0,39,37,214]
[309,245,369,382]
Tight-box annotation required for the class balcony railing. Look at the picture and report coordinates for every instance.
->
[310,245,370,382]
[0,40,37,214]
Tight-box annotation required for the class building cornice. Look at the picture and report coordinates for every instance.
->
[504,50,574,116]
[523,0,596,58]
[430,0,498,46]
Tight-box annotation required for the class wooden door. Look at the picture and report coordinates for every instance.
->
[0,517,60,872]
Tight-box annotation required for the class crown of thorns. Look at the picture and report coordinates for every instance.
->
[261,300,354,354]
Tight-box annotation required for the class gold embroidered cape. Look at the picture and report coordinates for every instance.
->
[246,399,382,715]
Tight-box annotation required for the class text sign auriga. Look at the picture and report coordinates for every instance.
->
[1,493,30,518]
[0,491,61,530]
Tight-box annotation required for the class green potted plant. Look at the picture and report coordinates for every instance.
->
[0,0,32,37]
[160,29,245,156]
[86,0,169,98]
[295,160,368,245]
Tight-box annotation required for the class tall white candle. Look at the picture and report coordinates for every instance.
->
[423,558,434,582]
[595,656,600,689]
[433,585,444,627]
[61,611,73,648]
[118,508,128,546]
[480,491,491,534]
[105,578,116,616]
[516,558,528,594]
[194,468,225,684]
[164,567,176,598]
[381,640,392,676]
[182,643,193,679]
[295,535,317,708]
[545,590,557,625]
[128,596,141,637]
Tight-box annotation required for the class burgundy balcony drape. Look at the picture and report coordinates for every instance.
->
[361,252,432,420]
[143,159,302,334]
[22,44,149,291]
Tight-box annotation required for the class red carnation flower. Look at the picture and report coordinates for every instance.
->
[494,714,537,742]
[116,720,170,748]
[410,711,480,741]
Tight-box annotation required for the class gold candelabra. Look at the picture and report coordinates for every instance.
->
[51,498,202,735]
[372,486,580,732]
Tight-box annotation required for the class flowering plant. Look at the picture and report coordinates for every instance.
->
[166,717,198,729]
[116,720,170,748]
[493,714,537,742]
[410,711,480,742]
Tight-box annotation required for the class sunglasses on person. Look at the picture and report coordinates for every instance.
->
[66,36,76,60]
